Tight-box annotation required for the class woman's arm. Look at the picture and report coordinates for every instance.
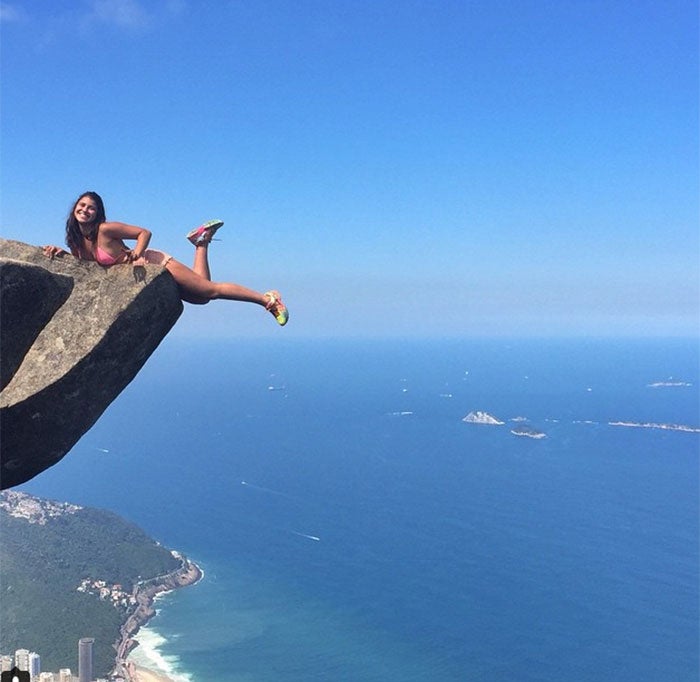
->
[43,245,68,259]
[100,221,152,261]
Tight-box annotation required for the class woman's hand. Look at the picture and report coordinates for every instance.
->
[124,248,144,262]
[43,245,67,259]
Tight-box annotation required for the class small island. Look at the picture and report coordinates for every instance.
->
[462,411,504,425]
[510,425,547,439]
[608,421,700,433]
[646,381,692,388]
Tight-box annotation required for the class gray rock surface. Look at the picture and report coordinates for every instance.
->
[0,239,183,489]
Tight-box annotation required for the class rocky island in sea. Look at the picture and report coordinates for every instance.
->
[462,411,505,425]
[0,491,201,680]
[608,420,700,433]
[646,380,693,388]
[510,425,547,439]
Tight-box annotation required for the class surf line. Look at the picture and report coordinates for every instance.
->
[291,531,321,542]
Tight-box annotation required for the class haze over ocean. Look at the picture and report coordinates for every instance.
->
[21,337,699,681]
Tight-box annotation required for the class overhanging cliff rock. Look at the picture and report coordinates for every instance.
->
[0,239,183,489]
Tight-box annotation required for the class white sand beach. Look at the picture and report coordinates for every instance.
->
[131,663,176,682]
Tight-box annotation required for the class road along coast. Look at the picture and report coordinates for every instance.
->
[112,554,203,681]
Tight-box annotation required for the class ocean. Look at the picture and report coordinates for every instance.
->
[20,337,699,681]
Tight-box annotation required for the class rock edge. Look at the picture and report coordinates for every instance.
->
[0,239,183,489]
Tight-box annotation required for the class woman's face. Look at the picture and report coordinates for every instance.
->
[74,196,98,225]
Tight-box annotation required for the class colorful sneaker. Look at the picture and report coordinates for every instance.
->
[264,290,289,326]
[186,219,224,245]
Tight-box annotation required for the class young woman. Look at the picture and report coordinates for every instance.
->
[43,191,288,325]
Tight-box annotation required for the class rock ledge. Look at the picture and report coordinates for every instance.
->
[0,239,183,489]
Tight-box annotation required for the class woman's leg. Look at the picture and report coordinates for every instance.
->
[186,221,223,281]
[191,244,211,280]
[166,258,267,306]
[166,258,288,324]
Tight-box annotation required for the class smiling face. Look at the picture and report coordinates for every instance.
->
[65,191,106,252]
[73,195,99,226]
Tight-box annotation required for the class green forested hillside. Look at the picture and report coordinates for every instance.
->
[0,493,180,677]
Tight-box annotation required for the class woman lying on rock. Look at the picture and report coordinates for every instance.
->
[43,191,288,325]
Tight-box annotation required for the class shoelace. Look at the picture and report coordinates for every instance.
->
[265,293,282,312]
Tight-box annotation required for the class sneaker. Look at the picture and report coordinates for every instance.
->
[186,219,224,245]
[264,290,289,326]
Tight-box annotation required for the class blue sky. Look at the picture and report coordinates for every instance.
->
[1,0,697,339]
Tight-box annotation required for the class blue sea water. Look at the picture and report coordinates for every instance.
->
[21,338,699,681]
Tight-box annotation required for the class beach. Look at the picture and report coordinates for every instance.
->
[114,556,202,681]
[130,663,176,682]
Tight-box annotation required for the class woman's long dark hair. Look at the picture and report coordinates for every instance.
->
[65,191,106,257]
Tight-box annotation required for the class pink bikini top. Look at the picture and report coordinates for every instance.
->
[95,246,121,266]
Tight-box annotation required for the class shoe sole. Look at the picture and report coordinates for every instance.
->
[186,220,224,242]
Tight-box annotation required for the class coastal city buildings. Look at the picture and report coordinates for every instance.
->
[11,650,39,677]
[3,649,39,679]
[76,579,136,611]
[0,643,112,682]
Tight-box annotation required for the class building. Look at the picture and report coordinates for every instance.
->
[39,674,55,682]
[58,670,73,682]
[1,655,14,672]
[14,650,30,671]
[77,639,93,682]
[29,652,41,680]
